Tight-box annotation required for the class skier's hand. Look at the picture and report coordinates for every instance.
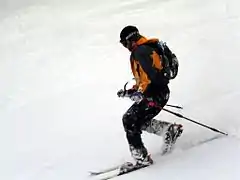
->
[117,88,136,98]
[130,91,144,103]
[117,89,126,98]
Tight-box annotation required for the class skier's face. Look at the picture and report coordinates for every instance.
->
[120,39,134,51]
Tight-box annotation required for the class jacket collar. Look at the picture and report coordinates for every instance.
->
[132,37,159,51]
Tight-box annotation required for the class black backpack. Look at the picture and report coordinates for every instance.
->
[146,41,179,80]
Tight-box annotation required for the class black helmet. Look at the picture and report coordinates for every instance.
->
[120,25,139,43]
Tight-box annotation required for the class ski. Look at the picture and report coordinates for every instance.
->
[89,142,176,178]
[89,134,224,179]
[98,162,151,180]
[89,164,120,176]
[90,127,182,179]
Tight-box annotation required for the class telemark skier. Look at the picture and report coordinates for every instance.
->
[117,25,183,166]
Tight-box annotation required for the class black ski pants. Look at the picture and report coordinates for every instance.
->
[122,86,170,149]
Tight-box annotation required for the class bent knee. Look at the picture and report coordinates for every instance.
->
[122,112,137,132]
[122,112,132,128]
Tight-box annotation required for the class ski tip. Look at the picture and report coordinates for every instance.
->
[89,171,100,176]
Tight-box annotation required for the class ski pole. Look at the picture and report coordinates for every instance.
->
[152,104,228,136]
[122,82,227,135]
[165,104,183,109]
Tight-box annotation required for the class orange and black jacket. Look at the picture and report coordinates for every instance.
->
[130,36,169,96]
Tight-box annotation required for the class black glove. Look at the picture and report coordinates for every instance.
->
[117,88,136,98]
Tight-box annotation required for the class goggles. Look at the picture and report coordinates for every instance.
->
[120,31,138,47]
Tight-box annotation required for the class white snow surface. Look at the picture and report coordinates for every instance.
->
[1,0,240,179]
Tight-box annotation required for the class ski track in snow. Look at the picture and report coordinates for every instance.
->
[0,0,240,180]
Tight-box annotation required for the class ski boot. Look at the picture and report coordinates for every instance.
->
[162,123,183,154]
[130,145,153,167]
[135,154,153,167]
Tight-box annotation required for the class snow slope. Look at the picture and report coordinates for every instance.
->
[1,0,240,179]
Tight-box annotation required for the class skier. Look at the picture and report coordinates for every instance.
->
[117,25,183,167]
